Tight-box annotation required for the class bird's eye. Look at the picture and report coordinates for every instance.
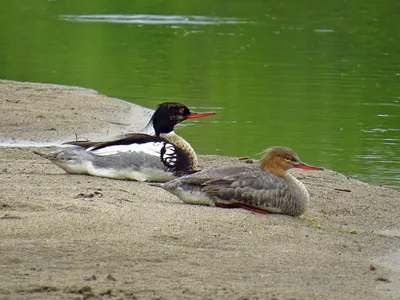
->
[285,156,291,161]
[179,108,185,114]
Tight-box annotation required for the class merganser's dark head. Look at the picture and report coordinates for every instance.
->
[150,102,216,136]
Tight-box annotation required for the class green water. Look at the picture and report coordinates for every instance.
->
[1,0,399,189]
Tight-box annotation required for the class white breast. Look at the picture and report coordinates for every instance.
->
[89,142,165,157]
[287,173,310,205]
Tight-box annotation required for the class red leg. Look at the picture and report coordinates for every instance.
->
[215,202,242,209]
[238,203,268,214]
[215,202,268,214]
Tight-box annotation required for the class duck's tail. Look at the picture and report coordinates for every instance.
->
[33,149,55,160]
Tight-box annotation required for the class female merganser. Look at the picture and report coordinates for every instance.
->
[34,102,216,182]
[155,146,323,216]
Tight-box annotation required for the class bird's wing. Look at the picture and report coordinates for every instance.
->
[65,134,169,156]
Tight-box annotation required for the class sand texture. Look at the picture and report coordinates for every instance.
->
[0,79,399,300]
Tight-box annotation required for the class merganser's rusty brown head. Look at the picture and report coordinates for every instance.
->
[150,102,216,136]
[260,146,323,177]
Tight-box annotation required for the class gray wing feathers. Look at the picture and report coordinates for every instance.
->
[90,151,166,170]
[37,147,167,172]
[185,166,256,180]
[202,172,287,207]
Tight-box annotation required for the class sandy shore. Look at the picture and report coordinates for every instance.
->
[0,79,399,300]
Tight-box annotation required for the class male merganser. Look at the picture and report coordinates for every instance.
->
[154,146,323,216]
[34,102,216,182]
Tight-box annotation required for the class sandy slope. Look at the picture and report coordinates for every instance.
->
[0,80,399,300]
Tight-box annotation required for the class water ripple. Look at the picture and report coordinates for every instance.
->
[58,14,253,25]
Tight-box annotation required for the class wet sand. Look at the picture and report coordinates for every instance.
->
[1,79,399,300]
